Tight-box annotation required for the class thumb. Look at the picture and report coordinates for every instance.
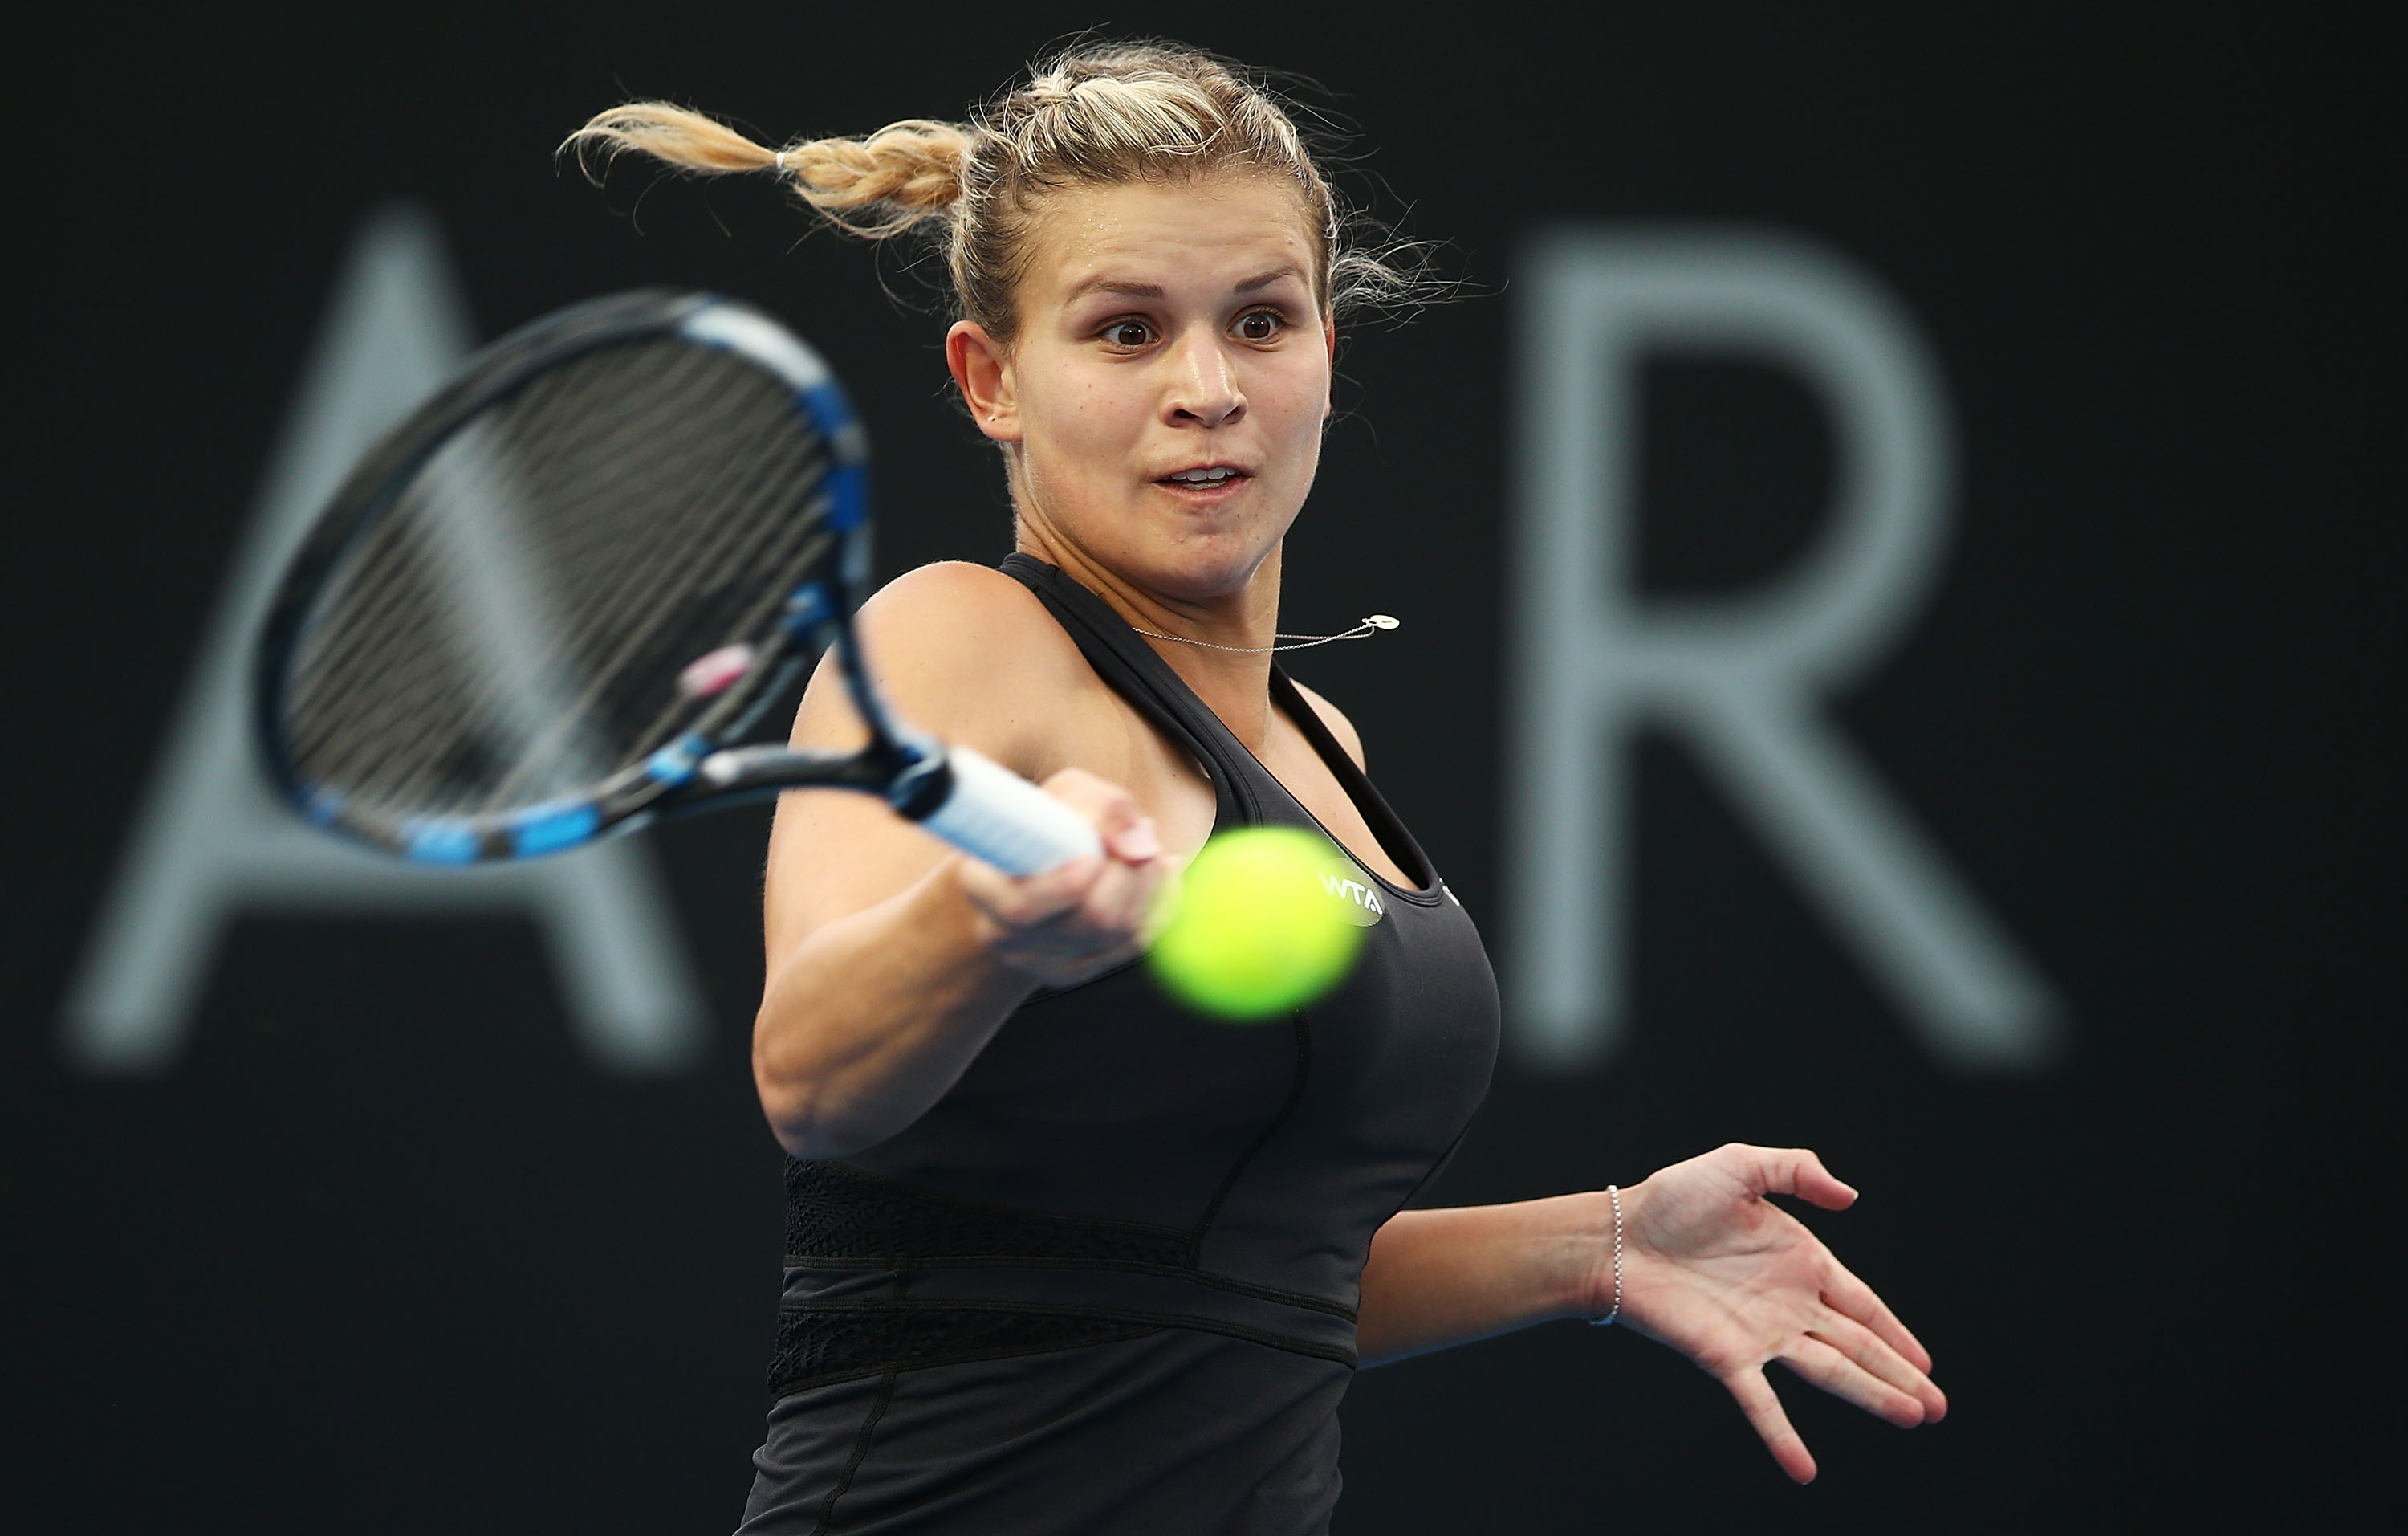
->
[1744,1146,1859,1211]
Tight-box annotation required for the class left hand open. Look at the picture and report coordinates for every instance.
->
[1612,1143,1948,1483]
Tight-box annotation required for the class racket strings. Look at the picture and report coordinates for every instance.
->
[475,431,833,805]
[287,523,508,805]
[523,362,830,720]
[279,355,730,775]
[292,343,739,707]
[286,414,634,809]
[279,336,850,821]
[461,346,828,782]
[301,422,815,814]
[522,379,833,754]
[424,352,794,792]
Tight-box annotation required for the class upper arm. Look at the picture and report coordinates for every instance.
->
[1290,679,1367,772]
[763,563,1090,964]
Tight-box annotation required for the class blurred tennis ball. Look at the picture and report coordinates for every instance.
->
[1148,826,1367,1021]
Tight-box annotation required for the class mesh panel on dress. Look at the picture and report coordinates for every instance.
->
[784,1160,1194,1269]
[767,1305,1158,1400]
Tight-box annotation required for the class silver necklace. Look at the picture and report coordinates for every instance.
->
[1128,614,1401,654]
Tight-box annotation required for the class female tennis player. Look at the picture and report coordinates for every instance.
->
[574,40,1945,1534]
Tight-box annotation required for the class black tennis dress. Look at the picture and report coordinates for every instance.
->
[736,556,1500,1535]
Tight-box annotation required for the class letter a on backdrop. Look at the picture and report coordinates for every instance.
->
[59,206,710,1074]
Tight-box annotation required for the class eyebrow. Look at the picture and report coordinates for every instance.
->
[1064,265,1308,304]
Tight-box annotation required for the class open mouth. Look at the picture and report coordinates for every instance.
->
[1158,466,1250,490]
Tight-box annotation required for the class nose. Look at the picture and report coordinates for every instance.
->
[1164,329,1246,430]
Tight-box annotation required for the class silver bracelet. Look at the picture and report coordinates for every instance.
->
[1590,1184,1623,1326]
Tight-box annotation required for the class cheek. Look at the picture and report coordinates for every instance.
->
[1261,365,1332,450]
[1035,363,1140,462]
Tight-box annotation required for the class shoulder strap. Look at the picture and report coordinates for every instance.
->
[1267,668,1434,891]
[999,554,1253,827]
[996,556,1439,894]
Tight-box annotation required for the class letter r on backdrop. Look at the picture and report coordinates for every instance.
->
[59,206,709,1074]
[1505,227,2061,1073]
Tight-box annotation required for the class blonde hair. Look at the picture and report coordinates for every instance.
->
[565,40,1424,347]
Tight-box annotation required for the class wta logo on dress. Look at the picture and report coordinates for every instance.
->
[1320,866,1385,926]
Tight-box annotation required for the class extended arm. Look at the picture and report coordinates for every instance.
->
[1357,1144,1948,1483]
[1357,1193,1604,1360]
[752,565,1165,1159]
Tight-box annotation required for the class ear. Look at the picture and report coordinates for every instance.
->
[1321,308,1338,420]
[946,320,1021,442]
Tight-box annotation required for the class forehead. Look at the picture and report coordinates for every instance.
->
[1022,173,1321,301]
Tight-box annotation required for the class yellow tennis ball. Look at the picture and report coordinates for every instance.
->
[1148,826,1368,1021]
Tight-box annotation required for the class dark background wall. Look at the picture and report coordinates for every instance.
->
[6,3,2390,1530]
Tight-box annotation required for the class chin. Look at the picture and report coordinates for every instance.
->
[1143,528,1280,601]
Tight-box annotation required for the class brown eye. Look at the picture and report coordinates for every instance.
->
[1103,320,1153,348]
[1236,311,1282,342]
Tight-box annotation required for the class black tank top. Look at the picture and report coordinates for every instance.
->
[742,557,1499,1535]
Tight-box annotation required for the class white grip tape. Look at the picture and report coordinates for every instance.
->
[917,745,1104,875]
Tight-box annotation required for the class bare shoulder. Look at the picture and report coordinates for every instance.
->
[796,561,1092,776]
[854,560,1072,668]
[1288,678,1368,771]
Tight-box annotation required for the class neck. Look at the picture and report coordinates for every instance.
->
[1015,522,1283,750]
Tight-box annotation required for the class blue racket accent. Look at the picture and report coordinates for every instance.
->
[799,377,857,436]
[823,463,870,532]
[302,787,344,826]
[510,801,600,856]
[646,732,710,786]
[405,819,482,865]
[678,299,867,526]
[782,583,832,637]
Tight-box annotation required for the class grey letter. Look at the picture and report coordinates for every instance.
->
[1505,227,2061,1073]
[60,206,709,1074]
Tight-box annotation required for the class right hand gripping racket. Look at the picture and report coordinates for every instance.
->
[254,290,1102,874]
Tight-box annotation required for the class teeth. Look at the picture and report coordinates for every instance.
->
[1170,467,1237,483]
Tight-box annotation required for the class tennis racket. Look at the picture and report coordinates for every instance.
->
[254,288,1101,874]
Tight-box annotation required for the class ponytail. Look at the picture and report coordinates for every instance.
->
[568,40,1439,342]
[567,104,972,240]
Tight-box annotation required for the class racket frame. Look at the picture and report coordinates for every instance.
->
[255,289,925,864]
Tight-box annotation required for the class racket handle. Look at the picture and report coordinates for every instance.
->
[913,745,1105,876]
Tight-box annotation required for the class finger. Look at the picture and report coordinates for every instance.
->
[1719,1145,1857,1210]
[1039,769,1159,863]
[1081,850,1166,937]
[1139,852,1187,943]
[1721,1366,1817,1485]
[1786,1149,1859,1211]
[970,902,1145,983]
[1804,1312,1945,1422]
[958,853,1107,933]
[1104,812,1161,863]
[1779,1335,1926,1428]
[972,838,1161,980]
[1820,1258,1938,1377]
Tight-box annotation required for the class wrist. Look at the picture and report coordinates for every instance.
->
[1581,1184,1627,1326]
[1520,1188,1628,1325]
[937,856,1053,993]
